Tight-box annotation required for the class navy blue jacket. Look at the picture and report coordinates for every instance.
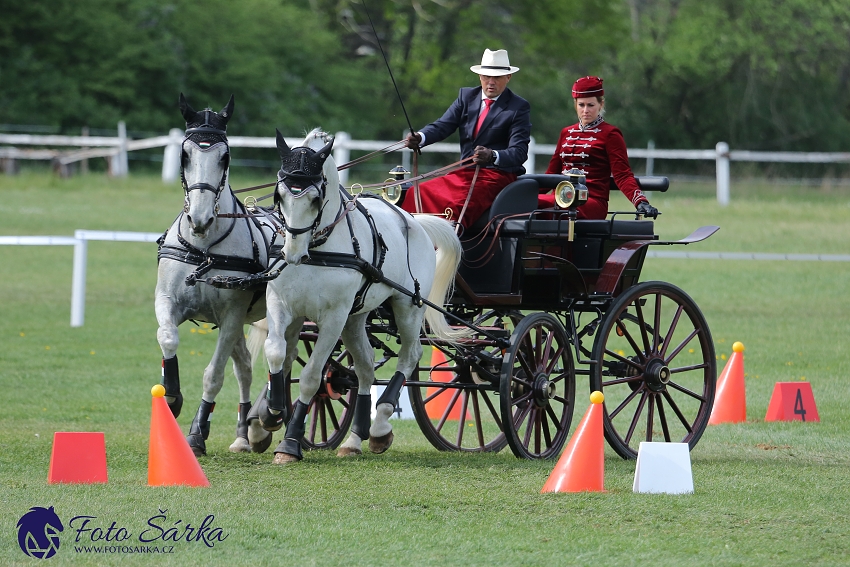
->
[420,86,531,175]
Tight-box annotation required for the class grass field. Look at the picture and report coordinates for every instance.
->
[1,171,849,566]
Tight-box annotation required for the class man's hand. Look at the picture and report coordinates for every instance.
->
[404,132,422,150]
[473,146,495,165]
[636,201,660,218]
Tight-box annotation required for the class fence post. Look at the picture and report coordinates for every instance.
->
[71,234,88,327]
[524,136,536,173]
[646,140,655,176]
[335,131,351,186]
[162,128,183,183]
[716,141,730,206]
[111,121,128,177]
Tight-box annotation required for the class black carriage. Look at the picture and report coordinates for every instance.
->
[287,173,719,460]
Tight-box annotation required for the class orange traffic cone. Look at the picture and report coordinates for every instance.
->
[708,342,746,425]
[48,432,108,484]
[426,347,465,420]
[148,385,210,487]
[541,391,605,493]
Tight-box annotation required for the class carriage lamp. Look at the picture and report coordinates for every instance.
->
[381,165,410,205]
[553,169,589,241]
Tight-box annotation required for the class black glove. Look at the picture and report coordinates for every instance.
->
[472,146,495,165]
[404,132,422,150]
[636,200,660,219]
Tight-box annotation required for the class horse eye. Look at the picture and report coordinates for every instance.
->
[222,153,230,169]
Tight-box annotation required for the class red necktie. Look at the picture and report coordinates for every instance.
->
[474,98,494,137]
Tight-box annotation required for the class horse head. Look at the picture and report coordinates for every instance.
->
[178,93,234,238]
[275,128,335,265]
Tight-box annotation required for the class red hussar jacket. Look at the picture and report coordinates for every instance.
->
[544,118,646,219]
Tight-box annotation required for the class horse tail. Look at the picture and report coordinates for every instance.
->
[413,215,472,341]
[247,318,269,366]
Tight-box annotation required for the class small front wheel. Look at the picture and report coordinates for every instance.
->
[499,312,576,459]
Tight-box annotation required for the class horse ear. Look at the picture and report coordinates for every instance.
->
[220,94,235,123]
[317,136,335,161]
[178,93,197,123]
[276,129,291,159]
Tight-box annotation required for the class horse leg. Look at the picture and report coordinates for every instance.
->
[257,318,301,432]
[336,313,378,457]
[155,304,183,417]
[272,314,347,464]
[228,335,254,453]
[186,316,243,456]
[369,298,426,454]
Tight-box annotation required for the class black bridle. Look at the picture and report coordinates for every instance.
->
[181,114,230,210]
[276,145,330,239]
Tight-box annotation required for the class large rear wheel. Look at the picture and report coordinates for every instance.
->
[591,281,716,459]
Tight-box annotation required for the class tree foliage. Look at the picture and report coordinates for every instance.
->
[1,0,848,152]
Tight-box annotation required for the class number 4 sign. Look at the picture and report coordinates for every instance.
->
[765,382,819,422]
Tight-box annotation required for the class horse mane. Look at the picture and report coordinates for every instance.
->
[301,127,339,190]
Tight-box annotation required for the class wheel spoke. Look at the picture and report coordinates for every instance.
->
[544,404,564,435]
[624,390,649,445]
[665,328,700,364]
[325,398,342,431]
[481,390,503,430]
[645,394,655,442]
[516,348,537,383]
[522,408,536,449]
[602,349,644,372]
[543,344,566,375]
[540,329,555,373]
[541,411,553,451]
[602,375,645,388]
[608,385,643,420]
[652,293,662,353]
[660,304,684,359]
[435,388,463,433]
[455,391,471,447]
[670,362,710,374]
[667,380,707,402]
[615,318,647,363]
[634,300,653,356]
[657,395,672,442]
[662,390,694,433]
[471,393,485,448]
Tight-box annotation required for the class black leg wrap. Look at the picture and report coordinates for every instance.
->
[258,371,289,432]
[275,400,309,460]
[236,402,251,440]
[350,393,372,440]
[377,371,406,409]
[161,356,183,418]
[187,400,215,456]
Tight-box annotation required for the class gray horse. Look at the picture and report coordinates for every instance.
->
[154,94,277,456]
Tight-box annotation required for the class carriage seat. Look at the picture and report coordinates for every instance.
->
[465,174,667,236]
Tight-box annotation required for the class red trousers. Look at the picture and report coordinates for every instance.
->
[402,167,517,229]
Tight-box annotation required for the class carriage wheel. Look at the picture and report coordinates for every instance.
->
[499,312,576,459]
[591,281,716,459]
[407,310,520,453]
[288,336,357,450]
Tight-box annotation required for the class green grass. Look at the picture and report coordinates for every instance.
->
[1,172,849,566]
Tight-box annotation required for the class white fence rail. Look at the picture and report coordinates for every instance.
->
[1,231,848,328]
[3,126,850,206]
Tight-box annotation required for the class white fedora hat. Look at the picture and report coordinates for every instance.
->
[470,48,519,76]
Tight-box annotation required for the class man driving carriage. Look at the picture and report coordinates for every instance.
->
[402,48,531,230]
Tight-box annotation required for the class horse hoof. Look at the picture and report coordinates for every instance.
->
[272,452,300,465]
[256,395,287,432]
[337,446,362,457]
[369,432,394,454]
[187,434,206,457]
[229,437,251,453]
[249,431,273,453]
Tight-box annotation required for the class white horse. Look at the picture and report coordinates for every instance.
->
[252,128,465,464]
[154,94,278,456]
